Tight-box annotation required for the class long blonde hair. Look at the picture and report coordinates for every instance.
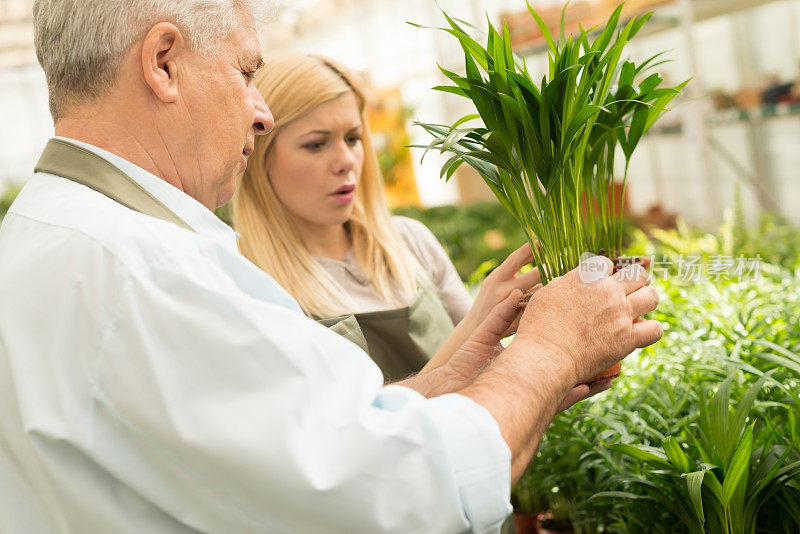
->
[234,54,419,318]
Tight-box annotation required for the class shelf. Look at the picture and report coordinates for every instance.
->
[708,101,800,125]
[645,102,800,136]
[504,0,786,57]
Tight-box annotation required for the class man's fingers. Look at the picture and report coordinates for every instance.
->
[631,319,663,348]
[613,263,650,295]
[556,380,612,412]
[557,384,589,413]
[587,379,614,396]
[493,243,534,278]
[627,285,659,318]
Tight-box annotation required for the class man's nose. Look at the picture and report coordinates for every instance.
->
[250,84,274,135]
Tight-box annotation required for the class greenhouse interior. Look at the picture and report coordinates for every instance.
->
[1,0,799,533]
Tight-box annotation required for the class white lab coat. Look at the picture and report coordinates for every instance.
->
[0,139,511,534]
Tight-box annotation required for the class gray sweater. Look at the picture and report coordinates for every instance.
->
[314,216,472,325]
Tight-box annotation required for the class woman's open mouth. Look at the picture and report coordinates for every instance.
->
[332,184,356,204]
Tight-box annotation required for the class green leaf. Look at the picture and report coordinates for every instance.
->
[725,373,769,450]
[704,469,725,503]
[439,153,464,181]
[638,72,663,95]
[441,128,470,152]
[722,422,754,506]
[451,113,481,129]
[684,470,708,524]
[628,12,654,39]
[711,374,734,459]
[432,85,468,98]
[526,1,557,53]
[590,491,656,503]
[749,446,796,500]
[609,443,674,470]
[664,436,692,473]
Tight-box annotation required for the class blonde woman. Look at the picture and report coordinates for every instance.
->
[234,54,541,382]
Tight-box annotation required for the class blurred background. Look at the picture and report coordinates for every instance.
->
[2,0,800,276]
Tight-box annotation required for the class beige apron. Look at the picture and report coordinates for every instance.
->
[35,138,194,231]
[318,273,455,383]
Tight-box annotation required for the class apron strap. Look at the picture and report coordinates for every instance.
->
[34,138,194,232]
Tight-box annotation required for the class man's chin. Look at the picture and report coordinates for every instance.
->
[215,180,237,210]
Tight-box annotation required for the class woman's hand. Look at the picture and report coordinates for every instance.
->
[467,242,542,338]
[414,289,523,387]
[421,243,541,373]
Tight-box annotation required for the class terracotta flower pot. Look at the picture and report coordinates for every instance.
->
[512,512,540,534]
[582,361,622,385]
[536,511,574,534]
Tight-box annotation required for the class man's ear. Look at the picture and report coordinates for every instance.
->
[141,22,185,103]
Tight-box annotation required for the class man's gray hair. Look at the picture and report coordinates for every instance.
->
[33,0,272,120]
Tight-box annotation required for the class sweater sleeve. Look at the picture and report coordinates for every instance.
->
[392,216,473,325]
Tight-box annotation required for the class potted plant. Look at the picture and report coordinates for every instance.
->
[538,488,575,533]
[512,468,548,533]
[414,1,686,382]
[416,1,686,281]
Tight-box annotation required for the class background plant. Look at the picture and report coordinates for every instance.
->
[596,372,800,533]
[508,221,800,533]
[414,2,686,283]
[0,182,22,222]
[394,202,528,279]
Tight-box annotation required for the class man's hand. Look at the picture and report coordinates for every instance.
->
[557,381,612,412]
[515,257,662,385]
[443,289,524,385]
[456,256,662,484]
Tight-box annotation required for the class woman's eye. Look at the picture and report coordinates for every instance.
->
[303,142,325,151]
[346,135,361,146]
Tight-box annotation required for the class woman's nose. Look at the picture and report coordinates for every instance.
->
[331,142,357,174]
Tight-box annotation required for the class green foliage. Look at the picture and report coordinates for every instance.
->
[626,213,800,274]
[600,373,800,533]
[394,202,528,280]
[511,225,800,533]
[414,2,687,284]
[0,183,22,221]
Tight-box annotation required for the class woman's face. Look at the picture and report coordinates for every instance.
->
[267,92,364,235]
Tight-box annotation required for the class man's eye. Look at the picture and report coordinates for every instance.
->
[242,71,256,82]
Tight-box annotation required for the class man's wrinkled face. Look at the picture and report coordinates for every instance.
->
[178,9,273,209]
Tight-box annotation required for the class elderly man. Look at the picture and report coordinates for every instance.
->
[0,0,662,533]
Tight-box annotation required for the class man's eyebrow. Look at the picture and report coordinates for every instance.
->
[241,54,264,72]
[250,56,265,71]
